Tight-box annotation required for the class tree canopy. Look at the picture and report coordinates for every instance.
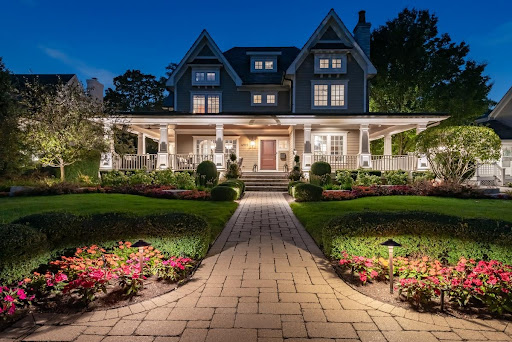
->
[416,126,501,184]
[104,70,165,112]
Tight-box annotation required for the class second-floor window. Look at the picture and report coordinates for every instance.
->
[251,56,277,72]
[311,81,348,109]
[192,68,220,86]
[314,54,347,74]
[251,92,278,106]
[192,93,221,113]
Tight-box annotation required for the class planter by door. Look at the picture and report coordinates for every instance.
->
[260,140,277,170]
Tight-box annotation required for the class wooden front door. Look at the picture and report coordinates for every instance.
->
[260,140,276,170]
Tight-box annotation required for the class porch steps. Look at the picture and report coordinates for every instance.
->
[240,172,289,192]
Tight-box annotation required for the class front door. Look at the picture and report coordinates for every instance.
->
[260,140,276,170]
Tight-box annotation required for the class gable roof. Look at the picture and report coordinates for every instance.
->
[223,47,300,85]
[10,74,76,88]
[166,30,242,87]
[286,9,377,76]
[481,119,512,140]
[489,86,512,120]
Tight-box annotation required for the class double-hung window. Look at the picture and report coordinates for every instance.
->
[192,68,220,86]
[250,56,277,72]
[311,80,348,109]
[314,54,347,74]
[192,93,221,113]
[313,133,347,156]
[194,137,239,155]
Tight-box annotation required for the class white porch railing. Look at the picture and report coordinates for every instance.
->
[476,163,505,186]
[313,155,358,170]
[113,154,158,171]
[371,155,418,171]
[169,154,214,171]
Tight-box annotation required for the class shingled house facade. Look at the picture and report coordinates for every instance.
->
[101,9,448,174]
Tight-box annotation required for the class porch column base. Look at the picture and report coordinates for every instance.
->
[303,153,312,171]
[214,153,225,170]
[359,154,372,169]
[417,156,429,171]
[158,153,169,169]
[99,152,113,171]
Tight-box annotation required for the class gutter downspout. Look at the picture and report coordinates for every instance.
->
[283,74,294,113]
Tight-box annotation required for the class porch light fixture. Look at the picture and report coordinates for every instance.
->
[380,239,401,294]
[131,239,151,283]
[249,139,256,149]
[225,142,233,150]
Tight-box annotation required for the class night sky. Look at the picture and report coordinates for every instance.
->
[1,0,510,102]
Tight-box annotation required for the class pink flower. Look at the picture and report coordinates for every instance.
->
[370,270,378,278]
[8,303,16,315]
[17,289,26,300]
[4,295,14,302]
[55,273,68,283]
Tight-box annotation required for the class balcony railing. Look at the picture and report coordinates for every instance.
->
[113,154,158,171]
[371,155,418,171]
[313,154,358,170]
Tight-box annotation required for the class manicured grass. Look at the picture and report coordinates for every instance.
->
[290,196,512,246]
[0,194,238,240]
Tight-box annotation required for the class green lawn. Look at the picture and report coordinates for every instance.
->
[290,196,512,245]
[0,194,238,240]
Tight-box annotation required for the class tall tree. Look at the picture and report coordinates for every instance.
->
[22,80,106,181]
[370,8,492,153]
[0,58,29,176]
[104,70,165,112]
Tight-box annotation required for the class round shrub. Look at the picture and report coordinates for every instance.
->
[196,161,218,187]
[288,181,304,196]
[294,183,323,202]
[311,161,331,176]
[323,211,512,264]
[0,224,50,284]
[218,180,245,198]
[211,186,238,201]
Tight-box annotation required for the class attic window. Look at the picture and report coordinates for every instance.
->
[314,54,347,74]
[192,67,220,86]
[251,56,277,73]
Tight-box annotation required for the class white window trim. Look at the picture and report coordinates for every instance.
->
[190,91,222,114]
[251,91,278,106]
[314,53,347,74]
[250,56,277,73]
[310,80,348,110]
[191,67,220,86]
[192,136,240,156]
[312,132,348,156]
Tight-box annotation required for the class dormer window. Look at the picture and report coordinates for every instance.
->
[192,67,220,86]
[250,56,277,73]
[314,54,347,74]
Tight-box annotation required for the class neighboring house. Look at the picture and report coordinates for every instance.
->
[102,9,448,178]
[476,87,512,185]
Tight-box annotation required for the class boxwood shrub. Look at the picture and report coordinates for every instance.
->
[323,211,512,264]
[311,161,332,185]
[3,212,210,283]
[294,183,323,202]
[210,186,238,201]
[218,180,245,199]
[196,160,218,187]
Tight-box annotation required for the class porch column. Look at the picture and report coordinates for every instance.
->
[214,124,225,169]
[137,132,146,155]
[158,124,169,169]
[383,134,392,156]
[416,124,429,170]
[303,124,312,171]
[99,122,114,171]
[359,124,372,168]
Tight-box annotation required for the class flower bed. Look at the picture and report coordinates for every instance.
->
[1,242,195,317]
[338,251,512,315]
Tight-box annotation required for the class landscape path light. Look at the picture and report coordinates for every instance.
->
[131,239,151,283]
[380,239,401,294]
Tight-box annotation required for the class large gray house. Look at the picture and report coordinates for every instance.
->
[101,9,447,175]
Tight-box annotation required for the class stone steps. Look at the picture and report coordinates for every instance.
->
[241,172,288,192]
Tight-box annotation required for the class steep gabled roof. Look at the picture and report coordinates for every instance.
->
[489,87,512,121]
[286,9,377,76]
[223,47,300,85]
[482,120,512,140]
[166,30,242,87]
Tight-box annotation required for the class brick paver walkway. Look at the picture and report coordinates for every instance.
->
[3,192,512,341]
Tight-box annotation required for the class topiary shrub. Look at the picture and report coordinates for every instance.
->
[210,186,238,201]
[322,211,512,264]
[196,161,218,187]
[218,180,245,199]
[5,212,210,283]
[294,183,323,202]
[0,224,51,284]
[225,162,241,180]
[311,161,331,176]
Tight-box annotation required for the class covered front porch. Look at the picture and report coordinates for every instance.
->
[99,114,448,173]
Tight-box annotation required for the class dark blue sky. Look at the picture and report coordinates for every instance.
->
[1,0,511,102]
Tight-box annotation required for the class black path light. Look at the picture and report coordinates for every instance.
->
[131,240,151,281]
[380,239,402,294]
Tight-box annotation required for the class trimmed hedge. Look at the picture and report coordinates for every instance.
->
[211,186,238,201]
[311,161,331,176]
[294,183,323,202]
[196,161,218,187]
[323,211,512,264]
[218,180,245,199]
[288,181,304,197]
[2,212,210,284]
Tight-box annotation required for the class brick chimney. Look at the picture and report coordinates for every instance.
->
[86,78,104,103]
[353,10,371,57]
